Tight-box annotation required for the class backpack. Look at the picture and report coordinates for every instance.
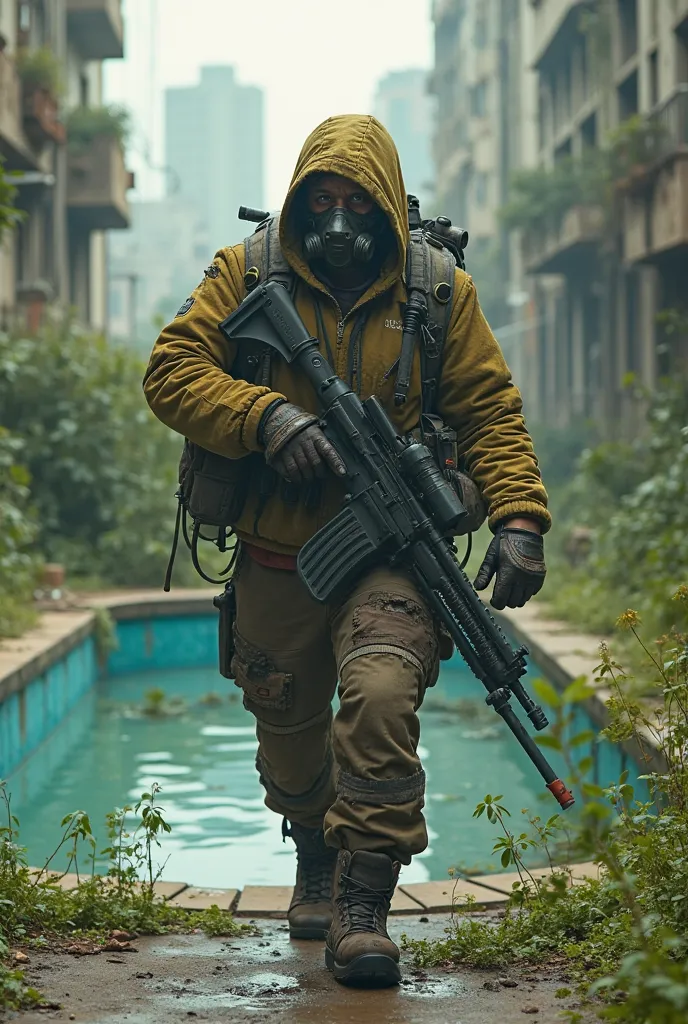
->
[164,198,471,590]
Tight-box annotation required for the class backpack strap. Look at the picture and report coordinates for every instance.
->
[415,237,456,416]
[243,214,294,386]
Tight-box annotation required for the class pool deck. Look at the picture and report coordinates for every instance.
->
[26,860,604,918]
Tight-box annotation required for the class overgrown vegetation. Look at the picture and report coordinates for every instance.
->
[66,105,130,152]
[0,159,23,242]
[0,312,193,610]
[500,116,668,236]
[540,382,688,638]
[16,47,64,98]
[0,429,38,638]
[404,608,688,1022]
[0,781,249,1010]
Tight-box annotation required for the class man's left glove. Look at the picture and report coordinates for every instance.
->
[474,526,546,610]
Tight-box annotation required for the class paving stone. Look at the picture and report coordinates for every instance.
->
[236,885,294,916]
[400,879,508,911]
[167,886,238,911]
[390,887,425,913]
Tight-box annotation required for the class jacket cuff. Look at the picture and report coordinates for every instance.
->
[488,500,552,534]
[241,390,287,452]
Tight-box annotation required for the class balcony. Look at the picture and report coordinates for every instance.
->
[67,135,131,230]
[66,0,124,60]
[524,204,604,274]
[0,51,37,169]
[530,0,586,71]
[22,87,66,149]
[620,86,688,263]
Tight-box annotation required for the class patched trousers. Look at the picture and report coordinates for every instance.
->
[231,552,440,864]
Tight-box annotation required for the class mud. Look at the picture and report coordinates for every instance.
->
[8,916,596,1024]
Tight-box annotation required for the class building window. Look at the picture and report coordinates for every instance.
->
[648,50,659,108]
[581,112,597,149]
[474,15,488,50]
[617,70,638,121]
[618,0,638,65]
[470,81,488,118]
[475,172,488,208]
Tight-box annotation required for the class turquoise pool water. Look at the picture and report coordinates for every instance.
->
[6,638,648,888]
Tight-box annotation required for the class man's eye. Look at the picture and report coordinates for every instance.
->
[350,194,366,204]
[317,193,331,204]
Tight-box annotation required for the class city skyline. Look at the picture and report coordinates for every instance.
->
[104,0,433,209]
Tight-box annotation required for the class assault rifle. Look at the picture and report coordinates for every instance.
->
[220,283,575,810]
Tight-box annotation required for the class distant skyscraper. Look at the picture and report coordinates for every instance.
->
[373,69,435,210]
[165,66,264,251]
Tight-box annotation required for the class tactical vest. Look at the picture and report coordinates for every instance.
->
[165,216,473,590]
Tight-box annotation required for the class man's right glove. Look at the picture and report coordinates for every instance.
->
[474,525,546,610]
[261,401,347,483]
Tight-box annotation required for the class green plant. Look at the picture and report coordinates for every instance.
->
[0,428,38,638]
[0,159,24,242]
[405,611,688,1020]
[66,105,130,151]
[16,47,64,97]
[0,313,192,588]
[542,382,688,637]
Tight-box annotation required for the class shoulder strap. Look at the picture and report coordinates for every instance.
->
[406,231,456,416]
[244,214,294,291]
[243,214,295,386]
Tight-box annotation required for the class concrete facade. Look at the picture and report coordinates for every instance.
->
[430,0,688,433]
[0,0,130,333]
[430,0,539,351]
[373,68,435,210]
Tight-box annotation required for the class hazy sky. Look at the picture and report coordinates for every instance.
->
[105,0,434,208]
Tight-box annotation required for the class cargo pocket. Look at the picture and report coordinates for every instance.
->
[230,630,293,712]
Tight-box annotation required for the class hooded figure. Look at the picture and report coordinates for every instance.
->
[144,115,550,987]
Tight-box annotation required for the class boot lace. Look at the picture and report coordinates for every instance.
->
[298,853,335,903]
[338,874,390,931]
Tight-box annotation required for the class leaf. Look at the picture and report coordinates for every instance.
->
[569,730,596,748]
[501,848,512,868]
[562,677,595,704]
[533,679,561,708]
[535,734,562,751]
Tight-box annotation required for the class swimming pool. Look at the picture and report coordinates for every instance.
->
[5,614,647,888]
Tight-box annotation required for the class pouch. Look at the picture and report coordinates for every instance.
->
[213,580,237,679]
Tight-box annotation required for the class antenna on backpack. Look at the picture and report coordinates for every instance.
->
[239,206,271,223]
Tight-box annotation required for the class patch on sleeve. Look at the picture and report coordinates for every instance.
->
[204,262,221,280]
[175,297,195,317]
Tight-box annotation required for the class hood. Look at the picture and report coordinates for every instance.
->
[279,114,409,296]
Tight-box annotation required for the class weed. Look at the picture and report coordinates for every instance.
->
[404,605,688,1022]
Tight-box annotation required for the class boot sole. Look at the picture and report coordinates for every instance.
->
[325,947,401,987]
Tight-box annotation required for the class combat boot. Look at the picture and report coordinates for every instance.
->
[285,821,338,940]
[325,850,401,986]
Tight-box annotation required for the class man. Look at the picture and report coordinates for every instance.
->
[144,114,550,987]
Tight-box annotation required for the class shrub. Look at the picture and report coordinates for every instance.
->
[65,105,130,152]
[0,313,185,588]
[15,47,64,97]
[0,429,38,637]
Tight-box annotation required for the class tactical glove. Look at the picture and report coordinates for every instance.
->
[261,401,347,483]
[474,525,546,610]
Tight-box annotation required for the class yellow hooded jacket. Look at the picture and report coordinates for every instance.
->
[143,115,550,556]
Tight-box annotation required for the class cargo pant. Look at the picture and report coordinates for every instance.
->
[231,552,440,864]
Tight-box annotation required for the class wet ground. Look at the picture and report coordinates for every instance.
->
[8,916,595,1024]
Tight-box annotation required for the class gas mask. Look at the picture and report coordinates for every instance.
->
[303,206,377,269]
